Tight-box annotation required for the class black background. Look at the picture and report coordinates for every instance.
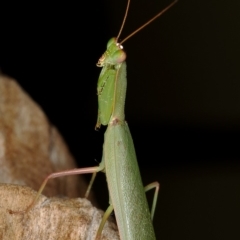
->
[1,0,240,239]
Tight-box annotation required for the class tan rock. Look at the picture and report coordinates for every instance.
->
[0,74,85,197]
[0,184,119,240]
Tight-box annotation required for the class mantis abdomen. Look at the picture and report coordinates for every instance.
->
[104,121,155,239]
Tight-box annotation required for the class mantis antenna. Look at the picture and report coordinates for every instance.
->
[116,0,131,42]
[119,0,178,45]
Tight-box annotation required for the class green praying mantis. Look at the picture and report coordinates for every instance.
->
[10,0,177,239]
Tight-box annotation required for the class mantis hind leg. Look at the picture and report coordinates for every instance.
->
[95,204,114,240]
[144,181,160,220]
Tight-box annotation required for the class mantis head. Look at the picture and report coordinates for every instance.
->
[96,38,127,67]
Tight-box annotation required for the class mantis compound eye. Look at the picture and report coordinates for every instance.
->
[112,50,126,64]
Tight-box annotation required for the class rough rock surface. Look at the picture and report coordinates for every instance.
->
[0,74,85,197]
[0,184,119,240]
